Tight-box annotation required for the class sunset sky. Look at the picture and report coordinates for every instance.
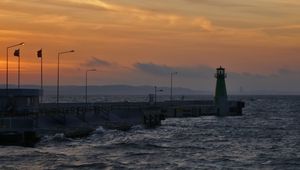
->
[1,0,300,93]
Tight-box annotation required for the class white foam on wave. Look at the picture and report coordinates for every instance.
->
[40,133,73,144]
[94,126,106,134]
[130,125,144,131]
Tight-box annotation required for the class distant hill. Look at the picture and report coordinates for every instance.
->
[1,84,209,95]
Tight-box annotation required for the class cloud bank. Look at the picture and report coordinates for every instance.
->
[134,62,300,94]
[82,57,112,67]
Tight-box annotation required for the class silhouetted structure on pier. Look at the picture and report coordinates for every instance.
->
[214,66,229,116]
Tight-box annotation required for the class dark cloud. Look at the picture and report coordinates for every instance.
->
[134,62,215,78]
[82,57,112,67]
[134,63,173,75]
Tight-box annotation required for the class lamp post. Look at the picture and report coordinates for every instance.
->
[6,42,24,90]
[85,69,96,104]
[170,72,178,104]
[154,86,163,104]
[56,50,75,105]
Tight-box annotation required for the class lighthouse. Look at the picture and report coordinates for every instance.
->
[214,66,229,115]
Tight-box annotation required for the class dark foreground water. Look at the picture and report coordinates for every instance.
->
[0,96,299,170]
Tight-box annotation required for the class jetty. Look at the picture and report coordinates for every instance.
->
[0,67,244,146]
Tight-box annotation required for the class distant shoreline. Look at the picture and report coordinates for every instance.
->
[1,84,300,96]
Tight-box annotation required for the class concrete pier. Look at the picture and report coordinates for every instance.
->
[0,67,245,146]
[38,99,245,129]
[0,98,245,146]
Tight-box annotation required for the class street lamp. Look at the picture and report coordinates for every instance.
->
[6,42,24,90]
[56,50,75,105]
[170,72,178,104]
[85,69,96,104]
[154,86,163,104]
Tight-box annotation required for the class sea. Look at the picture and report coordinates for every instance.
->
[0,95,299,170]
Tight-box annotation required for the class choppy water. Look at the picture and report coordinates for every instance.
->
[0,96,299,170]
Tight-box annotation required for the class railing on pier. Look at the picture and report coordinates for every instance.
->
[38,102,150,124]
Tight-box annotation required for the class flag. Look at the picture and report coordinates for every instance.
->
[14,49,20,57]
[37,49,42,58]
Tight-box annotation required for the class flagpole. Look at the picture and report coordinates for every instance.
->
[6,42,24,90]
[40,49,43,103]
[6,47,8,90]
[18,52,20,89]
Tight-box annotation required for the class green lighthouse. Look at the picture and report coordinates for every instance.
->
[214,66,229,115]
